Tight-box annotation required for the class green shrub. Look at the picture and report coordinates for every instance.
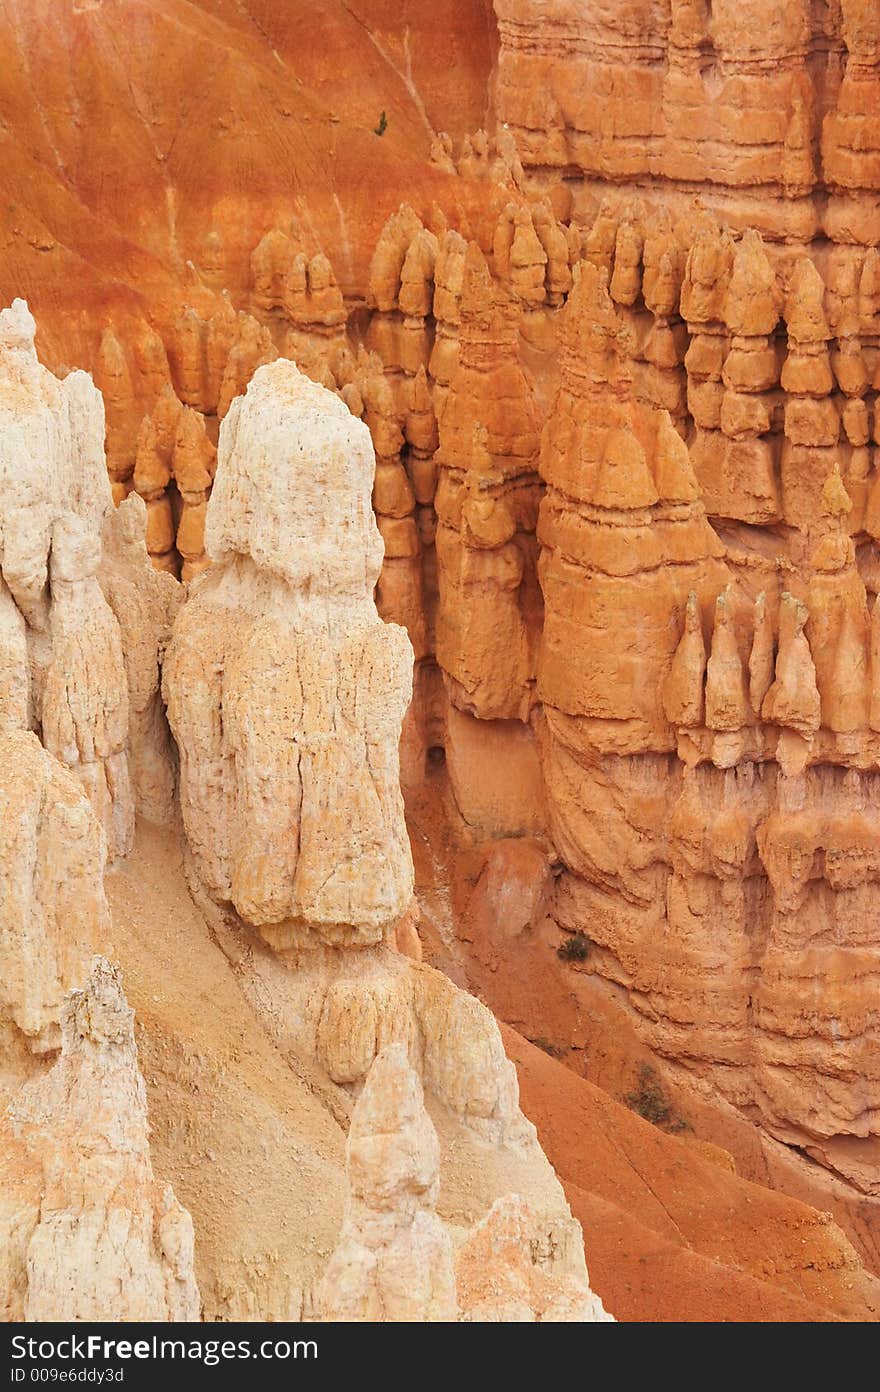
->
[557,932,591,963]
[625,1064,689,1133]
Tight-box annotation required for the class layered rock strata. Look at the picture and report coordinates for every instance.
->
[530,255,880,1198]
[493,0,880,245]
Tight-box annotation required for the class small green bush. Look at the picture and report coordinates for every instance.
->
[557,932,591,963]
[625,1064,689,1133]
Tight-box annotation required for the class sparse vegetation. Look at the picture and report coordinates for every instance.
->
[531,1037,563,1059]
[374,110,387,136]
[625,1064,690,1133]
[557,931,591,963]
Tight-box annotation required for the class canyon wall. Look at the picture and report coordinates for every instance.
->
[63,105,880,1240]
[493,0,879,244]
[481,0,880,1214]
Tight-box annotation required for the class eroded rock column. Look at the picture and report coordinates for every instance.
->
[164,360,414,949]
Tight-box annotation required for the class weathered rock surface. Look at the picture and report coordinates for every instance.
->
[493,0,880,246]
[316,1044,458,1321]
[2,0,879,1323]
[164,357,599,1310]
[99,495,182,826]
[164,361,414,948]
[0,731,110,1057]
[0,958,199,1322]
[316,1043,609,1321]
[0,299,154,858]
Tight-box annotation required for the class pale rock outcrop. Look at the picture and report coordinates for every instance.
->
[256,943,532,1146]
[316,1045,610,1323]
[0,958,199,1321]
[0,731,110,1054]
[316,1044,457,1321]
[0,299,133,857]
[164,360,414,948]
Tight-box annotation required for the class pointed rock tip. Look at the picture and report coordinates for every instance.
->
[0,298,37,353]
[63,956,134,1051]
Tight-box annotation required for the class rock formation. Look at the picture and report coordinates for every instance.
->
[0,958,199,1322]
[0,731,110,1057]
[162,360,536,1130]
[530,245,880,1216]
[435,244,542,725]
[493,0,880,246]
[0,300,134,858]
[316,1044,609,1322]
[164,360,414,948]
[0,704,196,1321]
[316,1044,458,1321]
[1,0,879,1324]
[538,261,727,760]
[456,1194,610,1322]
[164,358,599,1306]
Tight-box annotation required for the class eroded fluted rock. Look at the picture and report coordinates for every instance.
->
[435,243,542,723]
[316,1045,610,1323]
[316,1044,457,1321]
[538,262,727,754]
[0,731,110,1054]
[164,361,414,947]
[163,361,599,1303]
[0,299,133,857]
[494,1,879,246]
[0,959,200,1321]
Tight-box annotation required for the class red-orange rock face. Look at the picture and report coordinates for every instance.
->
[483,2,880,1233]
[0,1,498,360]
[494,0,880,243]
